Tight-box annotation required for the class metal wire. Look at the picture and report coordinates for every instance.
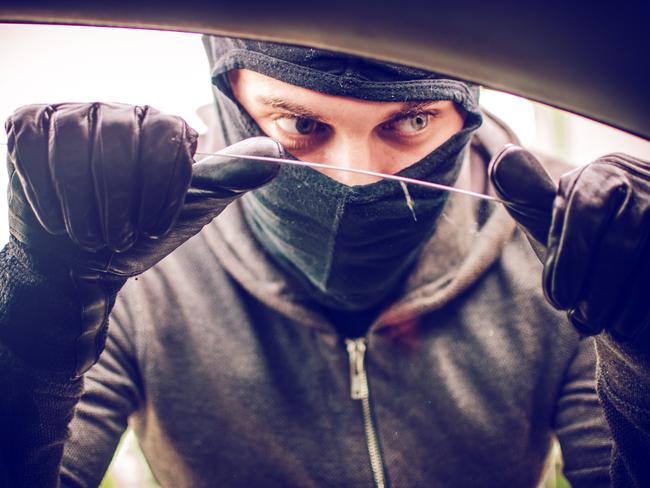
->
[0,142,503,203]
[195,151,504,203]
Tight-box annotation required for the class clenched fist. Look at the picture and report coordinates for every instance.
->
[6,102,281,278]
[3,102,281,375]
[490,145,650,344]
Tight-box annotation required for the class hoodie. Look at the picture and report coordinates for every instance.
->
[51,112,613,487]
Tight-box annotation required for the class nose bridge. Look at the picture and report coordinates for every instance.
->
[325,134,381,185]
[331,134,373,169]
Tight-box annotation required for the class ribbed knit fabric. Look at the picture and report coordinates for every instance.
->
[0,239,84,487]
[0,239,124,487]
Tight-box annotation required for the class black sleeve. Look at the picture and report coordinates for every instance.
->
[0,239,123,487]
[595,333,650,487]
[0,343,84,488]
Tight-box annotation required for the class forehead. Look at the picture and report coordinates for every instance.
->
[229,69,445,117]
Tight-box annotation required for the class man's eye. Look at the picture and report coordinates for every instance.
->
[276,116,321,135]
[391,113,429,134]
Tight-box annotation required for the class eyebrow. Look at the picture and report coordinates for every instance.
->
[396,101,441,113]
[257,96,326,121]
[257,96,441,122]
[388,101,441,119]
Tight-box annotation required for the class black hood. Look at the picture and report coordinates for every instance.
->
[201,35,482,312]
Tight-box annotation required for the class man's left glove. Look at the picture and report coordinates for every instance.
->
[490,145,650,343]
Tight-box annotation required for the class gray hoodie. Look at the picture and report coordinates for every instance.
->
[59,113,612,487]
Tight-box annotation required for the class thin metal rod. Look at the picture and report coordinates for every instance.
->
[0,141,502,203]
[196,151,503,203]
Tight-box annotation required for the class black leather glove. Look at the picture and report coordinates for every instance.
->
[490,145,650,343]
[3,103,281,375]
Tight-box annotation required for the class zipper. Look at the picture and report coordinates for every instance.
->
[345,337,387,488]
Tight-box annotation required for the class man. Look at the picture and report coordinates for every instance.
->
[0,36,648,487]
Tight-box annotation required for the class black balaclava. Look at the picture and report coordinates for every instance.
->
[203,36,483,312]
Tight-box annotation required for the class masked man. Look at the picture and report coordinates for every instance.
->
[0,36,648,487]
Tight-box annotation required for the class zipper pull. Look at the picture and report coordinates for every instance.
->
[345,338,369,400]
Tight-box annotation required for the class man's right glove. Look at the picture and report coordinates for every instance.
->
[490,145,650,345]
[2,102,281,376]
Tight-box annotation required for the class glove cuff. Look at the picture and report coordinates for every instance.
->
[0,238,125,377]
[69,271,125,376]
